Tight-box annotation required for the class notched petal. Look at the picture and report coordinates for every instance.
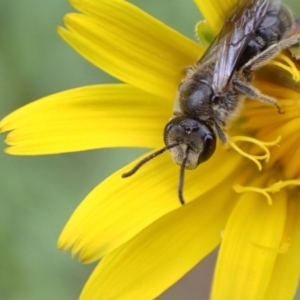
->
[59,0,203,100]
[0,84,169,154]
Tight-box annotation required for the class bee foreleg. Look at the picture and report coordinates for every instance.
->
[214,121,227,144]
[232,79,282,113]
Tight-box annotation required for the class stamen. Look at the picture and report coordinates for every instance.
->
[250,241,290,253]
[228,135,281,171]
[269,53,300,81]
[233,184,273,205]
[233,179,300,205]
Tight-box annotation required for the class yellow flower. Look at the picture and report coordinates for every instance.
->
[1,0,300,299]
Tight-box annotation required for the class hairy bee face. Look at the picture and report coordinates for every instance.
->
[164,117,216,169]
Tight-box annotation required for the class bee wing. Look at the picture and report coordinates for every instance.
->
[199,0,281,95]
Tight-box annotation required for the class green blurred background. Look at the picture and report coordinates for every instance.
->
[0,0,299,299]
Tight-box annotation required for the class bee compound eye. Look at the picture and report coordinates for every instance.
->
[198,133,216,163]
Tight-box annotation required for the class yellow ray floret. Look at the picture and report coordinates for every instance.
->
[0,84,169,154]
[194,0,238,33]
[79,175,238,300]
[58,145,242,262]
[212,191,287,300]
[59,0,203,101]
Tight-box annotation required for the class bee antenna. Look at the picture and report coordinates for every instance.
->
[122,143,179,178]
[178,147,189,205]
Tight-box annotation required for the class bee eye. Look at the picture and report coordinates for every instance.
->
[198,134,216,164]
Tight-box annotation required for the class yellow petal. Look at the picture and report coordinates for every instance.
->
[211,191,287,300]
[79,176,238,300]
[58,145,242,262]
[264,197,300,300]
[0,84,170,154]
[194,0,238,33]
[59,0,203,100]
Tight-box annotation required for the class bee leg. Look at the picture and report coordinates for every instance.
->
[241,35,300,72]
[214,121,227,144]
[232,79,283,113]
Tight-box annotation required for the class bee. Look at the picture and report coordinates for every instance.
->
[123,0,300,204]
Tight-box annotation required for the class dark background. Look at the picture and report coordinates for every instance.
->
[0,0,299,299]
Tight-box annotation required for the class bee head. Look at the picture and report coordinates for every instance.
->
[163,117,216,169]
[122,117,216,205]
